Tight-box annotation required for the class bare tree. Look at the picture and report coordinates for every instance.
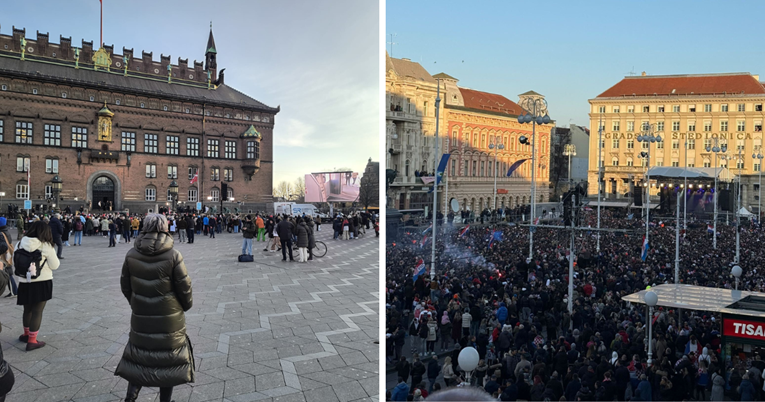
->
[358,173,379,209]
[294,177,306,202]
[273,181,295,201]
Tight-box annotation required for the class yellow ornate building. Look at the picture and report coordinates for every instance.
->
[588,72,765,212]
[438,74,552,213]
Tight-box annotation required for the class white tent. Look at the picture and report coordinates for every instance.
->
[738,207,755,218]
[647,166,733,181]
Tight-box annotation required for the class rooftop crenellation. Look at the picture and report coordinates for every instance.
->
[0,25,215,86]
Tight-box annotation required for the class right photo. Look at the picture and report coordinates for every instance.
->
[385,1,765,401]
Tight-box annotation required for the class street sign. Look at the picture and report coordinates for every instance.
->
[196,202,202,210]
[24,200,31,210]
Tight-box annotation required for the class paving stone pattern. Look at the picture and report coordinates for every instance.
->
[0,227,380,402]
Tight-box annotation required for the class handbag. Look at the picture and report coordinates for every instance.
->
[238,254,254,262]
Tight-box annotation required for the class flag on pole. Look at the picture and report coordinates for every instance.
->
[190,173,198,185]
[506,159,530,177]
[641,236,649,261]
[533,216,540,225]
[459,225,470,238]
[25,160,30,200]
[707,224,714,234]
[413,258,427,282]
[428,154,451,193]
[420,235,429,248]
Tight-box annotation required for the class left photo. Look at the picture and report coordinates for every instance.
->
[0,0,380,401]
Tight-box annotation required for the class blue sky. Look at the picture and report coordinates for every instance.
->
[387,0,765,128]
[2,0,379,185]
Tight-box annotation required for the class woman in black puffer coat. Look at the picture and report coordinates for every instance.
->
[115,214,193,402]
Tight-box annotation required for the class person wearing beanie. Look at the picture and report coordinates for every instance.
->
[0,217,17,297]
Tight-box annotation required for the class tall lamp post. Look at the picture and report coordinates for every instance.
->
[429,79,442,281]
[517,97,551,260]
[51,175,63,213]
[644,290,658,366]
[563,144,576,191]
[753,152,763,221]
[707,140,727,249]
[488,135,505,210]
[169,180,178,213]
[636,124,662,247]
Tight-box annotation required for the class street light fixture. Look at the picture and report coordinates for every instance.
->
[488,135,505,211]
[644,289,658,367]
[51,175,63,213]
[517,97,551,259]
[732,265,742,290]
[753,152,763,220]
[707,140,727,249]
[169,180,178,213]
[563,144,576,192]
[636,124,662,250]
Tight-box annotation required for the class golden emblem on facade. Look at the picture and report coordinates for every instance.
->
[92,47,112,71]
[97,102,114,142]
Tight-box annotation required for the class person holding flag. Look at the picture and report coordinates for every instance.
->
[458,225,469,238]
[412,258,427,282]
[641,235,649,261]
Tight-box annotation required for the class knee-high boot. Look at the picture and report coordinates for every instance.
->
[124,383,142,402]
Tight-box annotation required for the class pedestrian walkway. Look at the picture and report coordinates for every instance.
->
[0,227,379,402]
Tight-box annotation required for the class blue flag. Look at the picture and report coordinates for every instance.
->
[428,154,451,193]
[488,229,503,249]
[506,159,530,177]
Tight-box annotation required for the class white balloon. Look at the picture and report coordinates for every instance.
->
[458,347,479,371]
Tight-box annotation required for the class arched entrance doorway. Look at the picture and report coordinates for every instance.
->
[93,176,115,211]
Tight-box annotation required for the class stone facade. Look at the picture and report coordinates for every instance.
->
[0,27,278,214]
[589,72,765,212]
[385,53,444,211]
[439,76,552,214]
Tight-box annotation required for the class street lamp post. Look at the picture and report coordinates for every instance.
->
[753,152,763,221]
[517,98,551,260]
[645,290,658,367]
[637,124,662,248]
[51,175,63,213]
[597,115,603,252]
[707,140,727,249]
[169,180,178,213]
[563,144,576,192]
[488,135,505,211]
[430,79,442,281]
[732,265,742,290]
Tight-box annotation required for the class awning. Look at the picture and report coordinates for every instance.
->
[647,166,733,181]
[738,207,755,217]
[621,284,765,319]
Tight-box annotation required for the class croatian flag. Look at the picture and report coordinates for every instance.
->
[413,259,427,282]
[420,235,428,248]
[422,224,432,235]
[459,225,470,238]
[707,225,714,234]
[641,236,649,261]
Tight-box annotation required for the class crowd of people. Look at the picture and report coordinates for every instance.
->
[386,208,765,401]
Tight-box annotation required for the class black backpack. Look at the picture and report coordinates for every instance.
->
[13,246,46,279]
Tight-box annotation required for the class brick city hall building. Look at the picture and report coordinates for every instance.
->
[0,26,278,214]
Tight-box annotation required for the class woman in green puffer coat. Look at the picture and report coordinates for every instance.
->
[115,214,194,402]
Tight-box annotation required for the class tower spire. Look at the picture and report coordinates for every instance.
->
[205,23,218,84]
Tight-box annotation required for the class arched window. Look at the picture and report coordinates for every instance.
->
[227,187,234,200]
[612,157,619,166]
[188,186,198,202]
[145,186,157,201]
[210,187,220,202]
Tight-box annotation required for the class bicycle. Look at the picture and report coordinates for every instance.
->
[312,241,327,258]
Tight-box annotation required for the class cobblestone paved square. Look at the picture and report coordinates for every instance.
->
[0,227,379,402]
